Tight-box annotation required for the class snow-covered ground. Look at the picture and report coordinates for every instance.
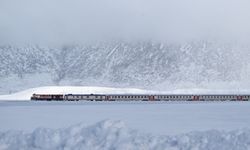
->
[1,86,250,149]
[0,101,250,149]
[0,86,157,101]
[1,86,250,101]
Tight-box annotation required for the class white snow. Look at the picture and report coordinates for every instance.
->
[1,86,250,101]
[0,100,250,149]
[0,101,250,135]
[1,86,250,149]
[0,86,156,101]
[0,120,250,150]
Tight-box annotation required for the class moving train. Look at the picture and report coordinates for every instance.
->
[31,93,250,101]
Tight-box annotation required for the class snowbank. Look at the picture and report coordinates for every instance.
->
[0,86,156,101]
[0,120,249,150]
[1,86,250,101]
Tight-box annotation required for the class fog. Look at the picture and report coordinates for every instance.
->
[1,0,250,44]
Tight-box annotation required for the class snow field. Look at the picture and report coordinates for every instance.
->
[1,100,250,149]
[0,120,250,150]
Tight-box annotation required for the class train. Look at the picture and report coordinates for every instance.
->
[31,93,250,101]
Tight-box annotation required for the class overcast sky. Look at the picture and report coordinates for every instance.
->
[0,0,250,44]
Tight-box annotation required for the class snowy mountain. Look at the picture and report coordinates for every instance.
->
[0,41,250,94]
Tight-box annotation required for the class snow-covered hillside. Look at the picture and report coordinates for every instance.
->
[1,41,250,94]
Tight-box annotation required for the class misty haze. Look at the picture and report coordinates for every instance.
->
[1,0,250,150]
[1,0,250,94]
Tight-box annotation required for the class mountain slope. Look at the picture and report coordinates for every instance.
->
[0,41,249,94]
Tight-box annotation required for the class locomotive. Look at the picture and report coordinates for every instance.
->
[31,93,250,101]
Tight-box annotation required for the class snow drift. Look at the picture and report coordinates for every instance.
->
[0,86,156,100]
[0,120,249,150]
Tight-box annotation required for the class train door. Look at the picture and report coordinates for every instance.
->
[149,95,154,101]
[237,96,242,101]
[193,96,199,101]
[105,96,110,101]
